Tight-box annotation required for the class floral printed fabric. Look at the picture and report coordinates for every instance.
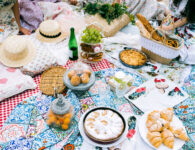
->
[167,0,195,49]
[19,0,61,31]
[38,1,86,36]
[0,0,18,43]
[0,66,195,149]
[0,92,81,150]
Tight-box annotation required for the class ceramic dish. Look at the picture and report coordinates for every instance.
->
[63,68,95,91]
[138,111,185,150]
[80,51,104,63]
[79,107,128,147]
[80,42,104,54]
[119,47,147,69]
[83,107,126,144]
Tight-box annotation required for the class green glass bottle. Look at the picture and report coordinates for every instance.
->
[69,28,78,61]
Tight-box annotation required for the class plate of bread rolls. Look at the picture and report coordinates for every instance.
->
[139,108,189,150]
[63,62,95,91]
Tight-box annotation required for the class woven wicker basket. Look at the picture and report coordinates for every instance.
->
[140,29,184,65]
[86,14,130,37]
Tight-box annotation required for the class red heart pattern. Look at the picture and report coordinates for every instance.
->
[6,68,16,73]
[0,78,8,84]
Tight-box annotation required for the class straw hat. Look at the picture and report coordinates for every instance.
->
[0,35,36,67]
[36,20,67,43]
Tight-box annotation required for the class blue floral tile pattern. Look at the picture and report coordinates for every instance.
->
[35,97,52,115]
[0,64,195,150]
[31,129,60,149]
[2,137,34,150]
[6,104,34,124]
[51,118,78,141]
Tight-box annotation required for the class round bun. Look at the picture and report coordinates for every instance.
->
[81,73,90,84]
[83,69,91,77]
[68,70,76,79]
[71,75,81,86]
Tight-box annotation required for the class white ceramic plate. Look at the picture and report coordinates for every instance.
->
[138,111,185,150]
[78,108,128,148]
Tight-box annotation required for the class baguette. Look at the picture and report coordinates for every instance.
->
[136,13,163,42]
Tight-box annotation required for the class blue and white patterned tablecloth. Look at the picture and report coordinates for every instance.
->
[0,64,194,149]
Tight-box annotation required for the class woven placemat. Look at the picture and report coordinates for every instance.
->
[40,66,66,96]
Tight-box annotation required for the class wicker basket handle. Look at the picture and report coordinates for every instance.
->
[150,15,176,44]
[149,28,167,44]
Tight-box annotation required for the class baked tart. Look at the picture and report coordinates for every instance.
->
[120,49,147,67]
[83,108,125,143]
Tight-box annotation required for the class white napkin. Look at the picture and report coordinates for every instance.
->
[125,75,189,112]
[180,45,195,65]
[103,31,141,50]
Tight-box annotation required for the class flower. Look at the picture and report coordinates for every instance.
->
[153,66,157,70]
[127,129,136,139]
[0,124,25,142]
[136,88,142,93]
[82,104,88,110]
[64,144,74,150]
[154,78,160,83]
[174,87,180,92]
[140,87,146,92]
[161,79,165,82]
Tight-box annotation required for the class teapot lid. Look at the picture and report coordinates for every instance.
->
[51,94,71,115]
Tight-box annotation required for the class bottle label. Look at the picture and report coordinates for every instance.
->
[69,50,73,58]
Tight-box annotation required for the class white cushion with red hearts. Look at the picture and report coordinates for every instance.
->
[0,63,36,101]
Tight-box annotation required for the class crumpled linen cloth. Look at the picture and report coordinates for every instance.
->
[38,1,86,36]
[103,24,141,49]
[180,44,195,65]
[126,0,167,20]
[19,0,61,31]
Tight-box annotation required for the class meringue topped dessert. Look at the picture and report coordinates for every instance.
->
[84,109,125,143]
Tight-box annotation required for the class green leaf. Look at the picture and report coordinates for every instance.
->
[83,2,131,25]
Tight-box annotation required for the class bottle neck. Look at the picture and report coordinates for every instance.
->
[70,28,75,38]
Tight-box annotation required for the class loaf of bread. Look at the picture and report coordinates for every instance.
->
[136,13,163,42]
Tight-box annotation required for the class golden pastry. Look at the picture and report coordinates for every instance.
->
[170,126,189,141]
[83,69,91,77]
[70,75,81,86]
[146,119,162,132]
[68,70,76,79]
[158,118,170,130]
[136,20,150,38]
[120,49,147,66]
[160,108,174,122]
[147,131,162,148]
[148,110,161,121]
[81,73,90,84]
[161,129,175,149]
[136,13,163,42]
